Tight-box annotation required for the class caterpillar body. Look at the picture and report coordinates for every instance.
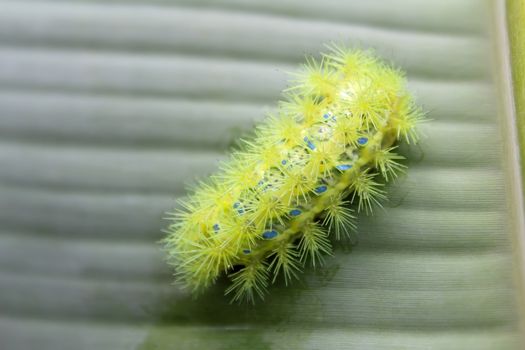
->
[164,45,423,303]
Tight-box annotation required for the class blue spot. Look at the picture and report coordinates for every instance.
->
[281,159,287,165]
[336,164,353,171]
[262,230,278,239]
[315,185,328,194]
[303,136,316,150]
[242,249,251,254]
[213,223,220,232]
[289,209,302,217]
[233,202,244,215]
[357,137,368,145]
[323,113,330,119]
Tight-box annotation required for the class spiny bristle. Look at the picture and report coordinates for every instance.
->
[164,43,424,303]
[374,146,407,181]
[297,222,332,267]
[322,195,356,240]
[269,242,302,285]
[225,261,270,303]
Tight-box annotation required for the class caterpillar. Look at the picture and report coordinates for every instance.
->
[163,44,424,303]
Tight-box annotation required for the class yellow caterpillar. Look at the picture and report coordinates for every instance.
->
[163,44,424,303]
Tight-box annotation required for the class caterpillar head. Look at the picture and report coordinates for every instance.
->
[163,44,424,303]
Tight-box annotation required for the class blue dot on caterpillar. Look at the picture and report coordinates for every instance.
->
[303,136,316,150]
[233,202,244,215]
[336,164,353,171]
[315,185,328,194]
[289,209,302,217]
[262,230,279,240]
[357,137,368,145]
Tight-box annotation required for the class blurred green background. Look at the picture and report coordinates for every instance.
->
[0,0,524,349]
